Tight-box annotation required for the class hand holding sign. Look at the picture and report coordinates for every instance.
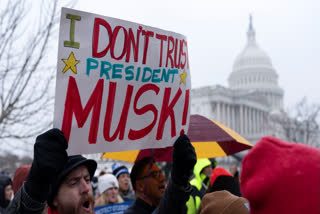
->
[25,129,68,202]
[54,8,191,155]
[171,134,196,187]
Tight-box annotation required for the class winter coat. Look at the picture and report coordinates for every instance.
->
[124,197,156,214]
[124,177,192,214]
[95,194,124,207]
[5,184,46,214]
[0,175,12,213]
[186,158,211,214]
[119,188,136,202]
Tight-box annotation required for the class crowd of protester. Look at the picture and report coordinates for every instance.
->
[0,129,319,214]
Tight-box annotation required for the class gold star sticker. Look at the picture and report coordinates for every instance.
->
[61,51,79,74]
[179,70,187,85]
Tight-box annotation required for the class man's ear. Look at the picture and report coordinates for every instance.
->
[53,199,58,207]
[135,180,144,192]
[53,197,59,208]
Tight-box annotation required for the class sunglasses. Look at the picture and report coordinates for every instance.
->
[137,170,163,180]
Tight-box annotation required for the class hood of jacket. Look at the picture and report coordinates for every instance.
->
[0,175,12,209]
[190,159,211,190]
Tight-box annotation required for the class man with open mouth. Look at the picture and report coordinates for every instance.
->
[47,155,97,214]
[6,129,97,214]
[124,134,197,214]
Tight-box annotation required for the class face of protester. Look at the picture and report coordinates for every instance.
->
[136,163,165,206]
[4,184,13,201]
[118,173,130,192]
[103,187,118,204]
[229,164,237,176]
[53,165,95,214]
[202,165,213,178]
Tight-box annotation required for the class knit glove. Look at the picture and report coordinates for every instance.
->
[25,128,68,202]
[171,134,197,187]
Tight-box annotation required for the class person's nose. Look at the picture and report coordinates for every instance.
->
[159,171,165,181]
[9,190,13,199]
[80,178,90,194]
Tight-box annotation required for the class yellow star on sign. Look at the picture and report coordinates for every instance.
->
[179,70,187,85]
[61,51,79,74]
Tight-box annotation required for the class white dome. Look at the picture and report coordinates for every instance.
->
[228,16,284,111]
[232,43,273,70]
[229,16,279,90]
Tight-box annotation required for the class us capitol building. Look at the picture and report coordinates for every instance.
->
[90,17,317,172]
[191,17,285,164]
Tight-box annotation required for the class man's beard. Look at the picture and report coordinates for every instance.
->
[57,193,95,214]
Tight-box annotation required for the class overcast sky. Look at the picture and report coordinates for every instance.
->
[75,0,320,108]
[3,0,319,157]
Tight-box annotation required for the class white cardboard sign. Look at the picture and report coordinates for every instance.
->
[53,8,191,155]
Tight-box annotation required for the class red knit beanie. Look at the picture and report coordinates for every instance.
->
[210,167,233,187]
[241,136,320,214]
[12,165,31,195]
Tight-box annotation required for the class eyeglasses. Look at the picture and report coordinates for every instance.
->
[137,170,163,180]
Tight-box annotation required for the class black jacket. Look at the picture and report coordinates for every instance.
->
[124,178,192,214]
[5,184,46,214]
[124,197,156,214]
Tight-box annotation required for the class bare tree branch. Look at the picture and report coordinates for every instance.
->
[0,0,76,153]
[270,97,320,148]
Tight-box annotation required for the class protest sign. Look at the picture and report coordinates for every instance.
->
[54,8,191,155]
[94,201,132,214]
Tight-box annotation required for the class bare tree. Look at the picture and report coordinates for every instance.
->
[271,97,320,148]
[0,0,74,152]
[0,153,32,176]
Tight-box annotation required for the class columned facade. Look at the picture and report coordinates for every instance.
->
[190,16,285,167]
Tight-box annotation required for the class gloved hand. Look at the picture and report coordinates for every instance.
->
[25,128,68,202]
[171,134,197,187]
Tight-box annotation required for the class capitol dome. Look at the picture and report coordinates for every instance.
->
[228,16,284,110]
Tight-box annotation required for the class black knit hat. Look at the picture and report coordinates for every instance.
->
[47,155,97,208]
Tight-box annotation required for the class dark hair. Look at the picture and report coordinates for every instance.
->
[99,170,107,177]
[210,158,217,169]
[130,157,155,191]
[208,175,242,197]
